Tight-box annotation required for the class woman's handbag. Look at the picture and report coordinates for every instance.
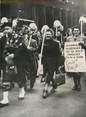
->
[54,66,65,86]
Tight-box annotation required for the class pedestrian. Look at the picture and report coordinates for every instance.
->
[41,28,62,98]
[66,27,83,91]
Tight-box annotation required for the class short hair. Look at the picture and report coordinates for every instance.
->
[72,26,80,31]
[46,28,54,36]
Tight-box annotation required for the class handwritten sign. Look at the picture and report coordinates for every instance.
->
[64,41,86,72]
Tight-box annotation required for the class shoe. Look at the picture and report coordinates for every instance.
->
[53,83,57,89]
[42,90,48,99]
[18,94,25,100]
[72,86,77,91]
[77,85,81,91]
[0,103,9,108]
[18,97,24,100]
[50,87,55,93]
[18,88,25,100]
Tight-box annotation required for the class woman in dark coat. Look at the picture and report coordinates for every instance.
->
[41,29,62,98]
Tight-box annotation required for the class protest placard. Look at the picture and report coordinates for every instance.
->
[64,41,86,72]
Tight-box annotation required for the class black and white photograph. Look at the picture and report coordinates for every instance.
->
[0,0,86,117]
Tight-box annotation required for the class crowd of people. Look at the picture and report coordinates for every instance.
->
[0,17,86,108]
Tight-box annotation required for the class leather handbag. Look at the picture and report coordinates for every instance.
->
[54,66,65,86]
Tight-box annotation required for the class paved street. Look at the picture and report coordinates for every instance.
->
[0,75,86,117]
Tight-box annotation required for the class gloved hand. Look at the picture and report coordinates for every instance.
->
[79,42,85,49]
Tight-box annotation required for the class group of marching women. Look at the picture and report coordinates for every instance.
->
[0,17,86,108]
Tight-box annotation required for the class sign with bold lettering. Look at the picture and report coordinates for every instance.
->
[64,42,86,72]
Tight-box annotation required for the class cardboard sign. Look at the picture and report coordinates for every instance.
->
[64,41,86,72]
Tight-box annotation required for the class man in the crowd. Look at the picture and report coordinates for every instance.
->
[39,25,49,82]
[0,22,39,107]
[29,22,41,46]
[25,24,39,89]
[66,27,84,91]
[0,26,17,107]
[66,28,73,42]
[29,23,41,78]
